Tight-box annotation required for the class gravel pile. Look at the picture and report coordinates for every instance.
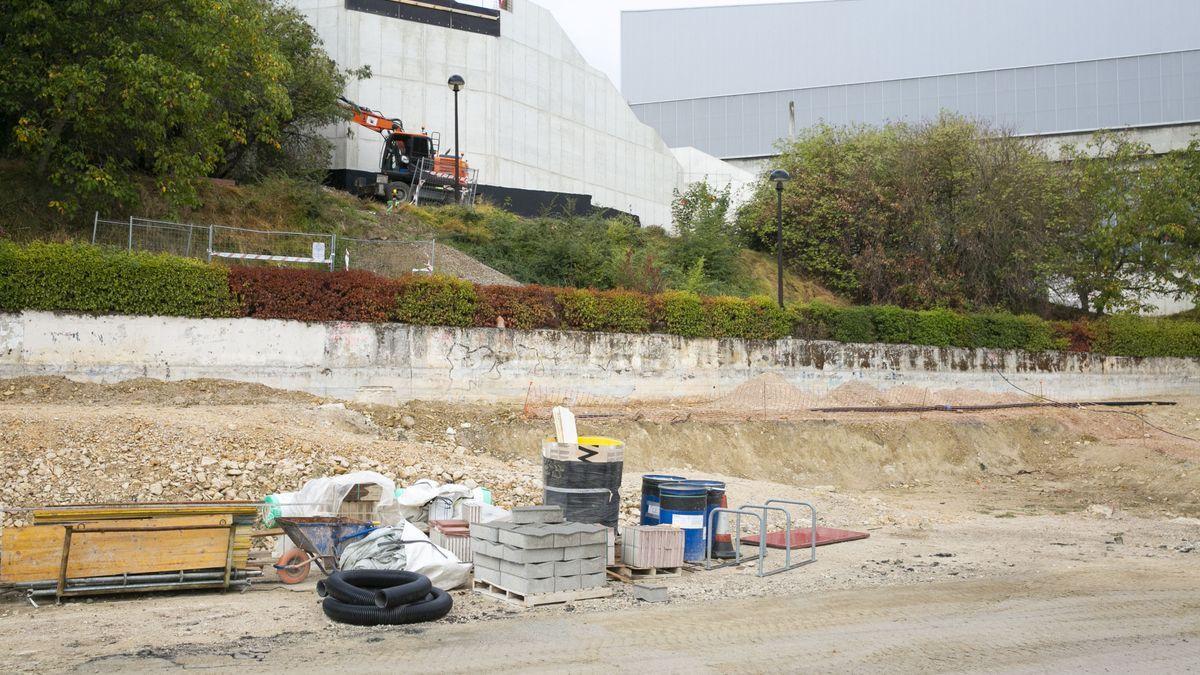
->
[0,383,551,529]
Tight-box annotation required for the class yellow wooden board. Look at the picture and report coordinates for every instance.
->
[1,515,251,583]
[32,502,261,524]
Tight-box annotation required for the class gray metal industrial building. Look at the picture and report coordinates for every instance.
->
[622,0,1200,167]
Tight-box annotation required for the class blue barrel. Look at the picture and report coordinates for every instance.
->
[659,482,708,562]
[681,480,727,555]
[640,474,686,525]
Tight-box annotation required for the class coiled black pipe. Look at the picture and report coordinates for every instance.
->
[322,588,453,626]
[375,575,434,608]
[321,570,427,605]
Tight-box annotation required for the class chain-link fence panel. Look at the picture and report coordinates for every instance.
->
[209,225,334,269]
[92,217,206,259]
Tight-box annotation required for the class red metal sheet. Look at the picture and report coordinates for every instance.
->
[741,526,869,549]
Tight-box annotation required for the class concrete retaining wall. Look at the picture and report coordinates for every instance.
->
[1,311,1197,405]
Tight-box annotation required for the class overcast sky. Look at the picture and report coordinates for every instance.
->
[532,0,799,90]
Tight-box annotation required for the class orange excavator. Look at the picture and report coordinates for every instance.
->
[337,96,474,204]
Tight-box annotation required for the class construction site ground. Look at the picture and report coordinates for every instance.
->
[1,377,1198,672]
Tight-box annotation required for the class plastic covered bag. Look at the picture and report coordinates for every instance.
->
[267,471,401,526]
[338,521,471,590]
[395,479,483,524]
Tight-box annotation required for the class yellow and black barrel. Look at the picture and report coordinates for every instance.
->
[541,436,624,528]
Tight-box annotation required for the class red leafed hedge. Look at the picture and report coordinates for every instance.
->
[228,267,403,322]
[473,285,561,330]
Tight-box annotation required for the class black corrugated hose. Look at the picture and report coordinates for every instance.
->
[316,570,451,626]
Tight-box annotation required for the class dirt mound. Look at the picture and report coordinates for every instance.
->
[0,376,320,407]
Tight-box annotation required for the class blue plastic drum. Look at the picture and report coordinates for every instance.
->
[659,482,708,561]
[680,479,727,556]
[640,474,686,525]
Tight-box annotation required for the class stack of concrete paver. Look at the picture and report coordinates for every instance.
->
[470,506,609,597]
[620,524,685,569]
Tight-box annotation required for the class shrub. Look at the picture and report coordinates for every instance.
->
[557,288,652,333]
[1018,314,1063,352]
[829,306,877,343]
[228,267,402,322]
[1093,316,1200,358]
[6,241,1200,358]
[474,285,560,330]
[0,241,233,317]
[661,291,706,337]
[1052,319,1094,353]
[790,301,839,340]
[703,295,791,340]
[913,308,969,347]
[393,275,478,327]
[871,305,919,344]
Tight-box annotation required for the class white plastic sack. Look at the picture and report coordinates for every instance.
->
[395,479,477,523]
[338,521,471,590]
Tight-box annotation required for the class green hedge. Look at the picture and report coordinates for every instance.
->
[557,288,653,334]
[662,292,790,340]
[0,241,233,317]
[1092,316,1200,358]
[1,242,1198,357]
[393,276,478,327]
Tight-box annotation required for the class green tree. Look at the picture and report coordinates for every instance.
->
[668,182,745,293]
[737,115,1062,311]
[0,0,348,214]
[1048,133,1200,314]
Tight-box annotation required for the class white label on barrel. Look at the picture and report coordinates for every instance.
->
[671,514,704,529]
[648,502,660,518]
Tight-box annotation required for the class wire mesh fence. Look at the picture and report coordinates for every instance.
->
[208,225,334,269]
[93,217,209,259]
[91,213,442,277]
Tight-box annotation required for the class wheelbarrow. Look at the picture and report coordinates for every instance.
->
[273,516,376,584]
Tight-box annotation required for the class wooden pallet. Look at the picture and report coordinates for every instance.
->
[605,564,682,583]
[473,579,613,608]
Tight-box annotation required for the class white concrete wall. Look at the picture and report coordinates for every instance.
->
[671,147,755,210]
[290,0,680,227]
[3,312,1197,406]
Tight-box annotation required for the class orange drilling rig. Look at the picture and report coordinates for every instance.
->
[338,96,476,205]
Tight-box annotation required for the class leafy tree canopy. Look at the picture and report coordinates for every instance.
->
[0,0,349,214]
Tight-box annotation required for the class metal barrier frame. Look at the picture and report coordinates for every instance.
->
[742,501,818,575]
[703,507,767,575]
[766,498,818,567]
[701,500,819,577]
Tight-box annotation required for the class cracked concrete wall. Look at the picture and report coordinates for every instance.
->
[2,312,1198,404]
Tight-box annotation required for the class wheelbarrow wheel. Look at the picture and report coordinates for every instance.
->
[275,548,312,584]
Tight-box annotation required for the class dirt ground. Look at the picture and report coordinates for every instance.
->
[0,377,1198,672]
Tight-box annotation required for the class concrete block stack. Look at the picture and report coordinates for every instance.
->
[470,506,609,596]
[621,524,685,569]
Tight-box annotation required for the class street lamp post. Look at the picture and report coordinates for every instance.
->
[447,74,465,204]
[770,169,791,308]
